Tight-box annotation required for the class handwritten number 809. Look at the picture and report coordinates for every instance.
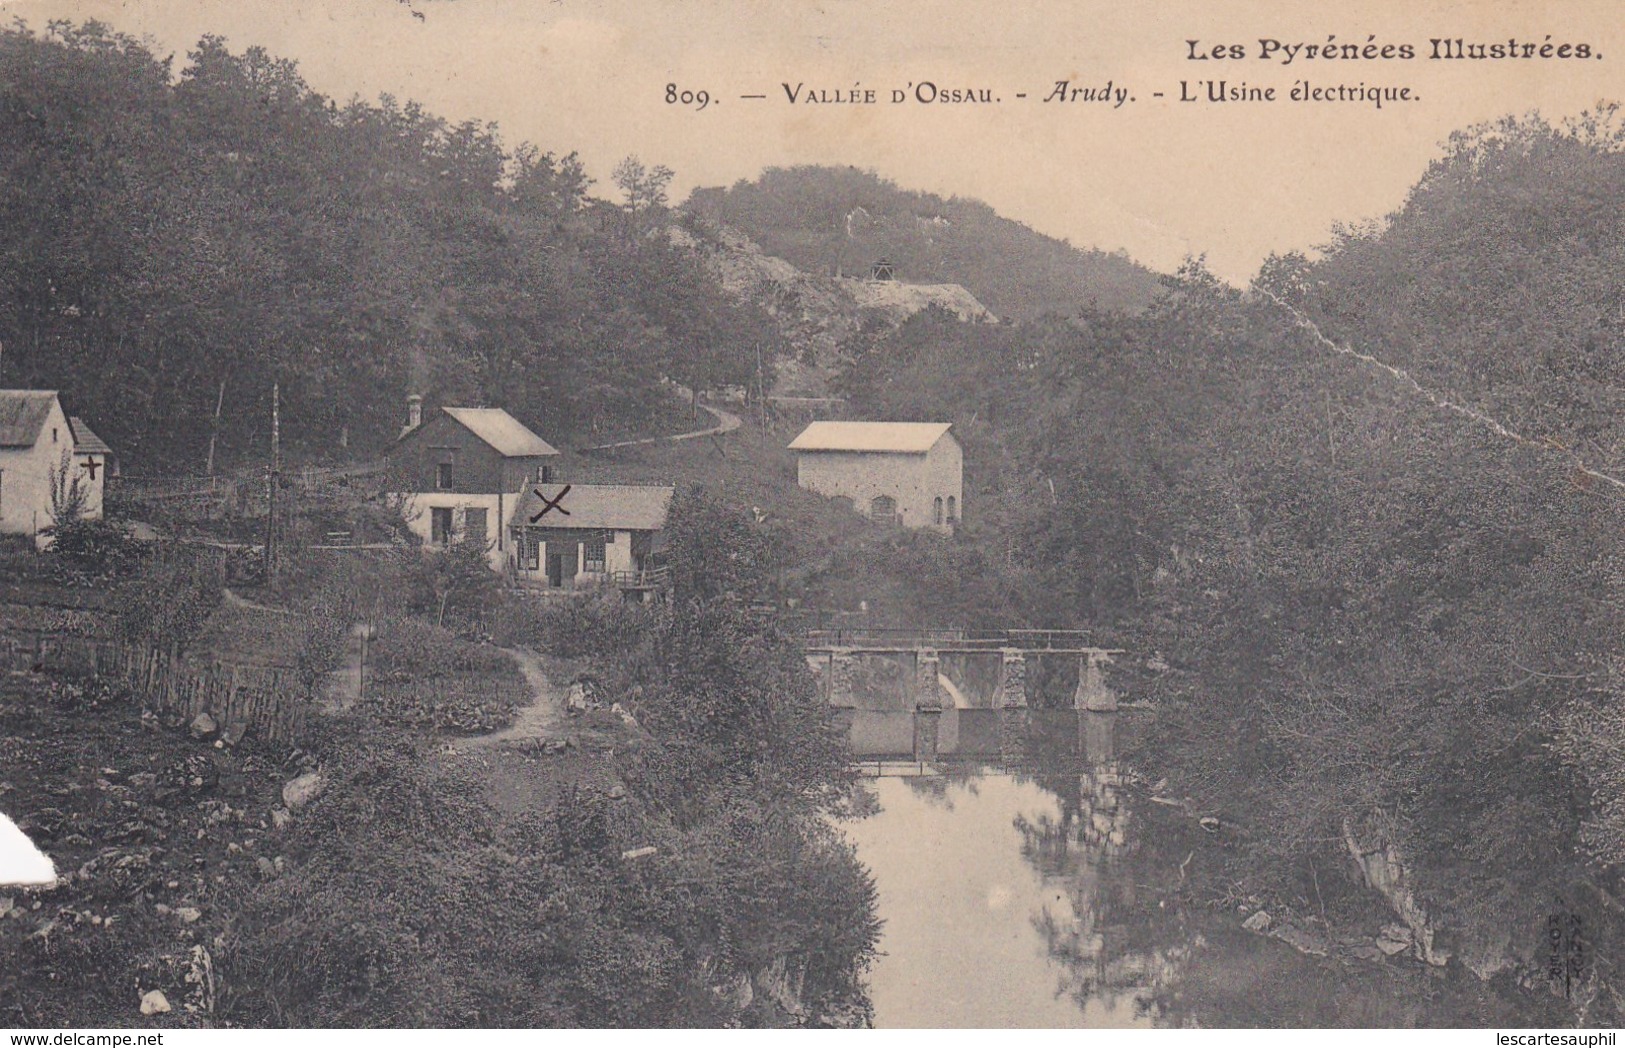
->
[666,84,711,110]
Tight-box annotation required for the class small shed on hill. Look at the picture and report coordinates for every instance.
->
[788,421,962,534]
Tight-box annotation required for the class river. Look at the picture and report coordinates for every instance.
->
[838,709,1567,1028]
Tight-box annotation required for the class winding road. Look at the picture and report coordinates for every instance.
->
[575,402,742,453]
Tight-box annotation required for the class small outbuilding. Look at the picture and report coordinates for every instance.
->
[0,390,114,544]
[788,420,962,533]
[509,483,674,591]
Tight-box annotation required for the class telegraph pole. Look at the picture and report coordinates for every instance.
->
[755,343,767,429]
[264,383,280,585]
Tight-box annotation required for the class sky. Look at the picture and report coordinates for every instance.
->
[3,0,1620,281]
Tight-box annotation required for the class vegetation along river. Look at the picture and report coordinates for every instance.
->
[839,710,1573,1028]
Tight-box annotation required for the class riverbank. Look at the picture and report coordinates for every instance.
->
[839,745,1578,1028]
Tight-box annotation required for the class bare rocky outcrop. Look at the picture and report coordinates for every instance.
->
[1343,815,1449,967]
[668,222,996,396]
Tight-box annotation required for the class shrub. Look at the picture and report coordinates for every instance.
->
[44,518,144,578]
[509,592,657,659]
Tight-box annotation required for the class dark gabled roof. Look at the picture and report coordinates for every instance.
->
[0,390,58,448]
[69,417,113,456]
[513,483,673,532]
[788,421,954,454]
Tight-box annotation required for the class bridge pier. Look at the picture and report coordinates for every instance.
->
[912,648,943,709]
[1074,651,1118,712]
[910,648,943,761]
[913,707,941,761]
[994,648,1027,709]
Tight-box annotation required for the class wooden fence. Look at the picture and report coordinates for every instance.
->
[1,629,310,744]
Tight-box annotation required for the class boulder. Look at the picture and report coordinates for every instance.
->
[607,784,627,801]
[139,989,171,1015]
[1270,923,1330,957]
[174,907,202,924]
[281,772,325,811]
[1376,923,1413,955]
[220,720,248,746]
[1242,910,1272,933]
[189,712,218,737]
[270,806,292,829]
[255,857,277,879]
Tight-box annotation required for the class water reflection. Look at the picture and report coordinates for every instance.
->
[841,709,1565,1028]
[841,711,1171,1027]
[842,772,1154,1027]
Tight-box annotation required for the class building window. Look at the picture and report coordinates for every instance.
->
[0,468,5,516]
[539,464,554,484]
[522,532,540,571]
[583,538,606,573]
[430,507,453,546]
[464,507,488,546]
[435,462,454,490]
[946,496,957,523]
[870,495,897,524]
[933,497,944,525]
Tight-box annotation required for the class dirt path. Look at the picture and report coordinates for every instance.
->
[575,403,742,452]
[462,647,565,748]
[221,588,290,614]
[318,623,369,715]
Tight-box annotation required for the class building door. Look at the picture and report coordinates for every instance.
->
[430,507,453,546]
[547,545,577,588]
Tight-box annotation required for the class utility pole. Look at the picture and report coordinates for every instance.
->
[264,382,279,585]
[206,380,226,481]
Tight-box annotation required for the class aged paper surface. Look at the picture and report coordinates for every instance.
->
[0,0,1621,1033]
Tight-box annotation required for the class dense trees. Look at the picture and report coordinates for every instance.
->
[0,22,768,471]
[845,113,1625,1008]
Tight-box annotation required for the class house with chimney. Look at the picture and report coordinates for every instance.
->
[387,396,561,571]
[0,390,115,545]
[387,396,674,592]
[788,421,961,534]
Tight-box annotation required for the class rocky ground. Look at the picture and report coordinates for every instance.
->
[0,671,313,1027]
[1,648,651,1029]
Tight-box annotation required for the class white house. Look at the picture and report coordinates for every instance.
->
[387,399,561,571]
[509,483,673,591]
[789,421,962,533]
[0,390,112,544]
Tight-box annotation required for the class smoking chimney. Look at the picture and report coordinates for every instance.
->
[406,393,423,432]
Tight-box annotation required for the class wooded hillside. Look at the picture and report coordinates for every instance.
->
[0,23,767,472]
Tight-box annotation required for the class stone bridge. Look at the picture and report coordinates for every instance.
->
[799,628,1126,762]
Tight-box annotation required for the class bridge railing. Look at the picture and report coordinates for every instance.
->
[798,626,1094,650]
